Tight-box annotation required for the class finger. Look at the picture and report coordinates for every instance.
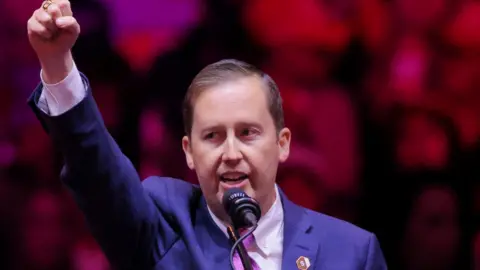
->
[47,3,62,20]
[28,17,53,40]
[34,9,57,33]
[55,16,80,34]
[57,0,72,17]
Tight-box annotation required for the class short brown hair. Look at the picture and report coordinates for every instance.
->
[182,59,284,136]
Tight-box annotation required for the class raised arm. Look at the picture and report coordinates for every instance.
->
[26,1,176,268]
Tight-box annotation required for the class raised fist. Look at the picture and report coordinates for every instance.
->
[27,0,80,83]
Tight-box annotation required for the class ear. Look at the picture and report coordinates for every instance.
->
[277,127,291,163]
[182,136,195,169]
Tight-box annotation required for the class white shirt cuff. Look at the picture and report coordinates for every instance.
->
[38,63,87,116]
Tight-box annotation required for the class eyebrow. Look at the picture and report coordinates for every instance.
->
[234,121,263,130]
[197,123,223,133]
[198,121,264,133]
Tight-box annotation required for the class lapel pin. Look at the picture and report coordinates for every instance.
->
[296,256,311,270]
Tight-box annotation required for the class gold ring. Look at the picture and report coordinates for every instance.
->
[42,0,53,11]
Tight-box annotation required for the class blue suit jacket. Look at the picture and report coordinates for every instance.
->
[28,74,387,270]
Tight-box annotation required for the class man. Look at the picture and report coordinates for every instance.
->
[26,1,387,269]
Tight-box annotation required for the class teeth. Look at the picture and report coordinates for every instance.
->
[220,174,248,182]
[222,172,245,178]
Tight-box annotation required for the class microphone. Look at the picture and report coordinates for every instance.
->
[223,189,260,270]
[222,188,261,229]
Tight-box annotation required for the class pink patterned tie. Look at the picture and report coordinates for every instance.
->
[232,230,261,270]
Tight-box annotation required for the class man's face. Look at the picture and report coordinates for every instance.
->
[182,76,291,220]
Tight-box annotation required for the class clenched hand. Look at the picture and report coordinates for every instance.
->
[27,0,80,84]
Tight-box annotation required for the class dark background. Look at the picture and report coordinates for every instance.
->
[0,0,479,269]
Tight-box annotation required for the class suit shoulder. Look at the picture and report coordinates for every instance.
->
[304,209,387,268]
[306,209,373,244]
[141,176,201,209]
[142,176,199,194]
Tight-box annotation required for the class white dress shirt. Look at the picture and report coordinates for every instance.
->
[38,65,285,269]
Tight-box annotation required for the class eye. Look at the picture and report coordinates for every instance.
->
[240,128,251,136]
[240,128,257,138]
[204,132,217,140]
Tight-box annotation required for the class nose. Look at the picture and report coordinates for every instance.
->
[222,136,242,165]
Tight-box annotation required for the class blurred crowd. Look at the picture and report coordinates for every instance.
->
[0,0,479,269]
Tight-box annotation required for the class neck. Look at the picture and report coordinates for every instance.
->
[259,186,278,219]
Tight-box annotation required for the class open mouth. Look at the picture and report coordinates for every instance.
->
[220,173,249,183]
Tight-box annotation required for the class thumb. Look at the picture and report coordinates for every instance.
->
[55,16,80,34]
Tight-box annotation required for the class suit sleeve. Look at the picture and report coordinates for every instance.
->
[28,73,176,269]
[364,234,388,270]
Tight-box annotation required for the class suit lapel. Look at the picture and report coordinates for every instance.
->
[280,190,319,270]
[194,196,231,268]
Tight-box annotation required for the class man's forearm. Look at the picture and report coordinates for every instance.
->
[39,51,74,84]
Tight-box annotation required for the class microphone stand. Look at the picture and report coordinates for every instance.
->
[227,226,253,270]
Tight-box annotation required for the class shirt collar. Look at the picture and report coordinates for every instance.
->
[207,185,284,255]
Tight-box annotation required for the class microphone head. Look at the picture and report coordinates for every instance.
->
[222,188,261,228]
